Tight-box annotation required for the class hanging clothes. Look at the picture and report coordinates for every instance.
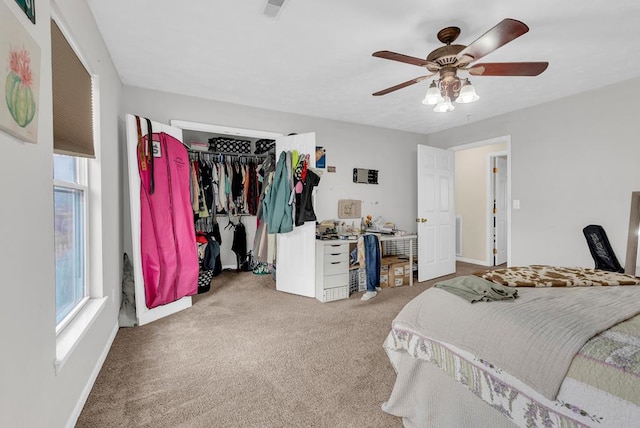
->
[296,168,321,226]
[231,221,248,271]
[197,164,209,219]
[255,154,275,225]
[246,162,256,215]
[253,154,276,263]
[137,125,199,309]
[358,234,382,292]
[209,222,223,276]
[210,160,219,217]
[199,159,214,214]
[217,160,227,214]
[191,161,200,212]
[264,151,293,234]
[291,153,307,225]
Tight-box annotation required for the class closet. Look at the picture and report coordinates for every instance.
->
[178,122,277,269]
[174,120,317,298]
[125,115,317,326]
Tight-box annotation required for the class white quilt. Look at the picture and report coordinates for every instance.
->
[390,285,640,400]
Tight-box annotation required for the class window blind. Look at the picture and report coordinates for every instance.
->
[51,20,94,158]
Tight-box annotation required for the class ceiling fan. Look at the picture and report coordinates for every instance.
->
[372,18,548,112]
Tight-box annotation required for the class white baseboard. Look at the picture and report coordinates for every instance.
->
[65,322,118,428]
[456,257,491,267]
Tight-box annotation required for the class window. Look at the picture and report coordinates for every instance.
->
[54,155,88,330]
[51,17,95,334]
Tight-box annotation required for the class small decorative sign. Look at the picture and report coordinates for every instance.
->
[14,0,35,24]
[353,168,379,184]
[315,146,326,168]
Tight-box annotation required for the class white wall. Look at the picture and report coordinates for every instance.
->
[428,78,640,268]
[0,0,123,426]
[122,86,428,244]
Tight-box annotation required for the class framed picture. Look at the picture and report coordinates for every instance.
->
[0,0,40,144]
[14,0,35,24]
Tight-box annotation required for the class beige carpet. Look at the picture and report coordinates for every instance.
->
[77,262,488,428]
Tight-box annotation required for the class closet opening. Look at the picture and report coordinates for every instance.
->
[171,120,283,271]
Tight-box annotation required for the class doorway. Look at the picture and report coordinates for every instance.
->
[452,136,511,267]
[491,154,508,266]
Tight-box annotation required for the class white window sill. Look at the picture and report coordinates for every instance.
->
[55,296,108,375]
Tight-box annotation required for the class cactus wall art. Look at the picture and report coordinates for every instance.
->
[0,1,40,144]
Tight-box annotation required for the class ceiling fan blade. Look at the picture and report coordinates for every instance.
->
[467,62,549,76]
[456,19,529,65]
[372,75,431,96]
[373,51,440,70]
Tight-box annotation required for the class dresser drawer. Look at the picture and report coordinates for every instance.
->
[323,273,349,288]
[324,260,349,276]
[323,242,349,255]
[323,251,348,266]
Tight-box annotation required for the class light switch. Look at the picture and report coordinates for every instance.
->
[513,200,520,210]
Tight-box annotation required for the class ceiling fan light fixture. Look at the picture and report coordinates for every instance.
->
[433,96,455,113]
[422,81,443,105]
[456,79,479,104]
[372,19,548,112]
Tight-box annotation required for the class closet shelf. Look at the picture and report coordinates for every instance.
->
[188,149,269,158]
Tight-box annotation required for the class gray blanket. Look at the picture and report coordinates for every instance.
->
[391,285,640,400]
[435,275,517,303]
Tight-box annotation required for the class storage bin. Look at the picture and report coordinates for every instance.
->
[349,267,367,295]
[318,285,348,302]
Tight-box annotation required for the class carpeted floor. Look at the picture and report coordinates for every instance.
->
[77,262,488,427]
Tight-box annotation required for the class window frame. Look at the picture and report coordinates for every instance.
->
[51,8,110,375]
[54,155,90,335]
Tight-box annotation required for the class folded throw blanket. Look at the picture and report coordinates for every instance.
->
[435,275,518,303]
[477,265,640,287]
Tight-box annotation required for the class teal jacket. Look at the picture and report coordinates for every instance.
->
[264,151,293,233]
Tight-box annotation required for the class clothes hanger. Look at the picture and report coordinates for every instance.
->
[225,214,235,230]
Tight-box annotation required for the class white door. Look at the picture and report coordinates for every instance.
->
[275,132,316,297]
[417,145,456,281]
[125,114,192,326]
[494,156,508,265]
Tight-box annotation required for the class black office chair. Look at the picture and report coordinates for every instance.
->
[582,224,624,273]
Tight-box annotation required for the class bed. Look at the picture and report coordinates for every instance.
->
[382,267,640,428]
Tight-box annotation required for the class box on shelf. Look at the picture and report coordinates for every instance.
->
[379,255,399,288]
[389,260,410,287]
[349,255,411,292]
[380,273,389,287]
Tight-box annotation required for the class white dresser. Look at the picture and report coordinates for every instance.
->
[315,240,350,302]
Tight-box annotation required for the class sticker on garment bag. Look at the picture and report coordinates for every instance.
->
[152,140,162,157]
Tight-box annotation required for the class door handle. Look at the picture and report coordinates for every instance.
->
[415,218,428,223]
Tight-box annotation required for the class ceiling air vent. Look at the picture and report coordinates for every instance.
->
[263,0,286,18]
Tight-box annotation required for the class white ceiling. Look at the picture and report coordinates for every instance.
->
[87,0,640,135]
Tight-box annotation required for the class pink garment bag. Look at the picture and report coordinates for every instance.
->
[137,120,198,308]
